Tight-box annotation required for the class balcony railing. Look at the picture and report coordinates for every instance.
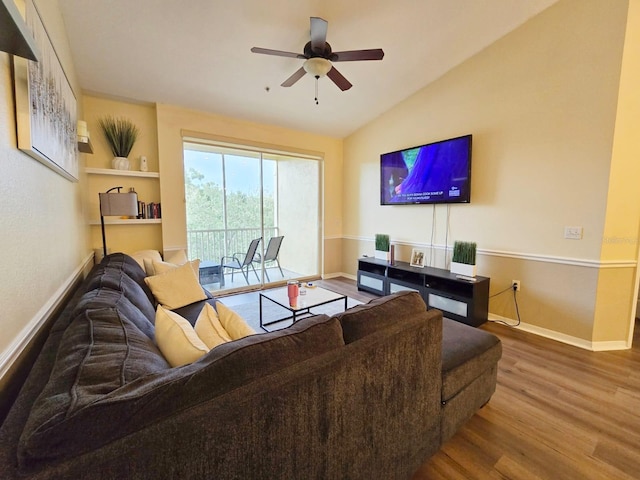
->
[187,227,279,262]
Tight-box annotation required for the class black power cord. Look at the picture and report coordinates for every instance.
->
[489,283,521,327]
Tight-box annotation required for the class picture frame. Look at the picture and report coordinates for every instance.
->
[410,248,425,268]
[13,0,78,182]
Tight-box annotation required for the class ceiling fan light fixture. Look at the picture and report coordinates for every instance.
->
[303,57,332,78]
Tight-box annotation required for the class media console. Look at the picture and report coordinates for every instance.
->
[357,257,490,327]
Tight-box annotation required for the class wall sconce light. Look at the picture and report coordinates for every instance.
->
[99,187,138,257]
[77,120,93,153]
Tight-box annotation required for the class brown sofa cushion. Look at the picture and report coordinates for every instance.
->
[73,284,157,341]
[441,318,502,401]
[96,253,156,305]
[83,268,157,325]
[171,295,217,326]
[18,313,344,466]
[18,304,170,464]
[334,291,428,343]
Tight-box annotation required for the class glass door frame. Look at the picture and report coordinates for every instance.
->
[182,136,323,295]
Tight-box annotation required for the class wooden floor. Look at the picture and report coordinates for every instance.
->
[312,278,640,480]
[224,278,639,479]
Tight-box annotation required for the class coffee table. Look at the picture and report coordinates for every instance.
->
[259,286,347,331]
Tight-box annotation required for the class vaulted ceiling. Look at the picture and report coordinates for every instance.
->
[59,0,559,138]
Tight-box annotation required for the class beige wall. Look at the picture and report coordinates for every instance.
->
[592,0,640,343]
[277,158,321,276]
[0,0,90,378]
[342,0,638,348]
[155,104,343,274]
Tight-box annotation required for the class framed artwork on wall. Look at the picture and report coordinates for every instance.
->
[13,0,78,182]
[410,248,425,268]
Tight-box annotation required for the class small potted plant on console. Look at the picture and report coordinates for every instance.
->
[374,233,391,262]
[450,240,477,277]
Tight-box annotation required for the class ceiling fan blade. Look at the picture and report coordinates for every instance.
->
[310,17,328,53]
[331,49,385,62]
[281,67,307,87]
[327,66,352,91]
[251,47,305,59]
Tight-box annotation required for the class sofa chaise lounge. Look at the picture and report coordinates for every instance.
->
[0,253,501,479]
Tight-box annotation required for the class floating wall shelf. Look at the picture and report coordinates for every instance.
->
[85,167,159,178]
[89,218,162,226]
[0,0,39,61]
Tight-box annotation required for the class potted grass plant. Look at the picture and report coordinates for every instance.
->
[374,233,391,261]
[450,240,477,277]
[98,116,140,170]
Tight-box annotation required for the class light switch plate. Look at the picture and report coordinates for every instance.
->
[564,226,583,240]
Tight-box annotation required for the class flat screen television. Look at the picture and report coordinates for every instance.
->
[380,134,472,205]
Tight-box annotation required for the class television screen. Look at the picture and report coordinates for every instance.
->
[380,134,472,205]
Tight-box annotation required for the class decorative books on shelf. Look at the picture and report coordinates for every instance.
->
[138,201,161,219]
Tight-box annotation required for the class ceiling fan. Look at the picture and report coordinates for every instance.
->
[251,17,384,96]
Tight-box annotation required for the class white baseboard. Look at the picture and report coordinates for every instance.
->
[0,252,94,382]
[487,313,630,352]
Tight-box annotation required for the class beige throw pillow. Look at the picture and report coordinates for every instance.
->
[155,306,209,367]
[194,303,233,349]
[216,302,256,340]
[144,261,207,309]
[143,258,157,276]
[130,250,162,274]
[152,259,200,276]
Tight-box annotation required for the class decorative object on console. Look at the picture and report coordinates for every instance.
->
[410,248,425,268]
[98,186,138,256]
[450,240,477,277]
[98,115,140,170]
[374,233,391,261]
[139,155,148,172]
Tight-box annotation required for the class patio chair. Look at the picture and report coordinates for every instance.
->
[221,237,262,285]
[255,235,285,282]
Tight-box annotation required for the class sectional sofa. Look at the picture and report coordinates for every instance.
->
[0,253,501,479]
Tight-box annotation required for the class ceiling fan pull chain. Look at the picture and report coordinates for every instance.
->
[315,76,319,105]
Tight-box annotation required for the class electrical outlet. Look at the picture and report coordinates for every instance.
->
[512,280,521,292]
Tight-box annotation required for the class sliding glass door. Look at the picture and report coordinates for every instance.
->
[183,141,320,293]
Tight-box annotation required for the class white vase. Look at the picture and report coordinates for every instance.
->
[140,156,148,172]
[450,262,477,277]
[113,156,129,170]
[374,250,390,261]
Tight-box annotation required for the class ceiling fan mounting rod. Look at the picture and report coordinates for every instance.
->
[304,41,332,59]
